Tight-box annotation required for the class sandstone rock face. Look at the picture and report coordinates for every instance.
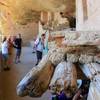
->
[0,0,75,24]
[79,55,94,64]
[63,32,100,46]
[67,53,79,63]
[62,32,100,64]
[48,48,65,65]
[76,0,100,31]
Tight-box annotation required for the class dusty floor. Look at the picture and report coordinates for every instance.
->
[0,47,51,100]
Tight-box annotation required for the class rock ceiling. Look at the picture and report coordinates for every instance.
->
[0,0,75,25]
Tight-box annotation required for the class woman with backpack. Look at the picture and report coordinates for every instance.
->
[34,34,45,65]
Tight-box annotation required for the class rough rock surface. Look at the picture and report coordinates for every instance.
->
[67,53,79,63]
[63,32,100,46]
[48,48,65,65]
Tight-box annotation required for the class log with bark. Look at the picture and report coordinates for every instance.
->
[17,55,54,97]
[49,61,77,97]
[79,63,100,100]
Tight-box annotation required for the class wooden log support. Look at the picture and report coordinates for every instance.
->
[79,63,100,100]
[71,62,77,88]
[88,79,100,100]
[79,63,100,79]
[50,62,77,96]
[17,45,100,98]
[75,64,87,79]
[17,55,55,97]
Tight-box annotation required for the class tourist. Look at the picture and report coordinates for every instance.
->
[8,35,14,55]
[1,36,10,70]
[7,35,15,66]
[13,34,22,64]
[34,33,45,65]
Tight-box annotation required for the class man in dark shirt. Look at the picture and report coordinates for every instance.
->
[14,34,22,63]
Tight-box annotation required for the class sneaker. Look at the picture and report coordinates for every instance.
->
[14,61,18,64]
[18,60,21,63]
[4,67,10,71]
[32,51,35,53]
[35,63,38,66]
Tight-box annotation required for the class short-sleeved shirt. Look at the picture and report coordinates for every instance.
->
[1,41,8,54]
[14,38,22,49]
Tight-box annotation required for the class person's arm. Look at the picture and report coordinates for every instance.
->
[73,90,82,100]
[13,39,18,48]
[21,38,23,46]
[6,42,9,49]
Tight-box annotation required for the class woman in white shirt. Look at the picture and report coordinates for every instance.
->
[34,34,45,65]
[1,37,10,70]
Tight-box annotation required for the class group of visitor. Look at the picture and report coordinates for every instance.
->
[1,34,22,71]
[1,32,45,71]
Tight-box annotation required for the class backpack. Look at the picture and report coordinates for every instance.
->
[35,38,41,48]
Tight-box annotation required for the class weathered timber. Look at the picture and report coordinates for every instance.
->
[50,62,77,96]
[17,55,54,97]
[17,45,100,98]
[79,63,100,100]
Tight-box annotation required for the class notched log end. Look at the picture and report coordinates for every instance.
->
[17,85,28,97]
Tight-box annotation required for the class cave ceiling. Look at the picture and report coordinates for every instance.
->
[0,0,75,25]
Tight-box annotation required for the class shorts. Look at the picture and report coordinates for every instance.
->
[36,50,42,60]
[2,54,9,61]
[16,49,21,56]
